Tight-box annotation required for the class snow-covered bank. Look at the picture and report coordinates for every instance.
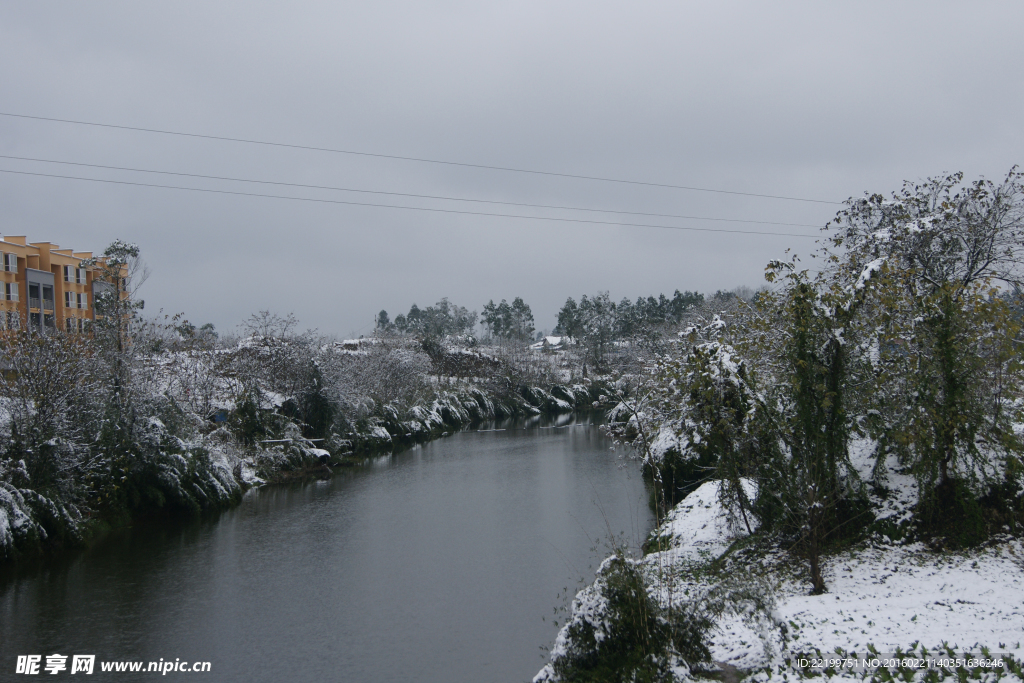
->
[537,480,1024,682]
[0,380,602,564]
[361,383,601,456]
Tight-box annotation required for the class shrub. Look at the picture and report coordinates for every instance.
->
[550,554,712,683]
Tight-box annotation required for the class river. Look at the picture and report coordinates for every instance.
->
[0,414,654,682]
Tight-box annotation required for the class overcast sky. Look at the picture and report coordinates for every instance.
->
[1,2,1021,337]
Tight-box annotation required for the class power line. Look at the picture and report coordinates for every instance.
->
[0,111,842,205]
[0,167,821,238]
[0,154,821,229]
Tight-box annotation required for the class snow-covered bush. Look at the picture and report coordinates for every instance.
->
[539,482,778,683]
[539,552,711,683]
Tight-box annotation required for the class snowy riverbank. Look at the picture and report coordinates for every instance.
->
[536,477,1024,682]
[0,380,603,564]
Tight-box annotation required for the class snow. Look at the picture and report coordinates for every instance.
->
[535,480,760,681]
[856,258,885,290]
[769,541,1024,659]
[534,570,609,682]
[539,473,1024,681]
[669,475,1023,673]
[262,390,289,408]
[711,343,741,376]
[848,438,918,527]
[530,336,565,350]
[0,482,46,557]
[682,474,1022,671]
[652,480,758,566]
[607,401,633,423]
[549,397,570,412]
[707,539,1024,672]
[905,217,934,234]
[0,507,10,552]
[649,425,685,463]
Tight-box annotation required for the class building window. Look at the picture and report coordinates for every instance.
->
[42,285,54,312]
[29,283,40,310]
[66,317,76,333]
[63,265,73,282]
[78,292,87,309]
[3,253,16,273]
[5,282,18,302]
[65,291,76,308]
[77,268,86,284]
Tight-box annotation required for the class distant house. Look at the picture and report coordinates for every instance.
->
[0,235,121,334]
[529,336,566,352]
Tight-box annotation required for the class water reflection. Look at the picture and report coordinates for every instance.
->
[1,415,653,683]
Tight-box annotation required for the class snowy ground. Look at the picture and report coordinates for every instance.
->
[538,476,1024,681]
[665,440,1023,672]
[712,539,1024,670]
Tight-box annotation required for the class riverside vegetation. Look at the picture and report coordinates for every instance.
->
[0,248,628,563]
[535,170,1024,683]
[4,171,1024,683]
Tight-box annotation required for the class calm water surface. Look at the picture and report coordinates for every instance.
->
[0,414,653,682]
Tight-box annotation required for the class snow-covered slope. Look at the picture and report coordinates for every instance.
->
[537,478,1024,681]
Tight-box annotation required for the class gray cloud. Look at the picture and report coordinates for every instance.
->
[1,1,1021,336]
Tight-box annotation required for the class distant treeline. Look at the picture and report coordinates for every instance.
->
[374,288,750,346]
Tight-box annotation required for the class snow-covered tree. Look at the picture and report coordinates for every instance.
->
[830,170,1024,539]
[391,299,477,339]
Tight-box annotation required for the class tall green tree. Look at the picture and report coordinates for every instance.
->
[482,297,533,341]
[830,170,1024,537]
[746,262,872,594]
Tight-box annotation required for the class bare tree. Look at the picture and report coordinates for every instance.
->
[0,330,102,498]
[241,310,299,339]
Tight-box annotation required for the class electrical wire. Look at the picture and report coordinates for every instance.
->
[0,111,842,205]
[0,167,822,238]
[0,154,821,229]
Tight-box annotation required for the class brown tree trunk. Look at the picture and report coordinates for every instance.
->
[809,535,826,595]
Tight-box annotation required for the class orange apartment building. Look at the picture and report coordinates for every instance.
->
[0,236,117,333]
